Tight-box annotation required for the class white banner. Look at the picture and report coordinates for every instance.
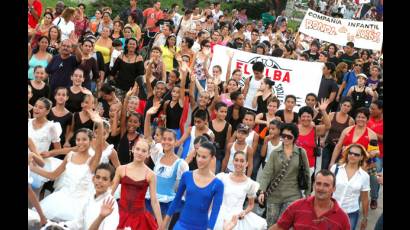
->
[209,45,324,111]
[299,9,383,51]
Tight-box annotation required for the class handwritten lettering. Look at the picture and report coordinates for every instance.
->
[305,19,337,35]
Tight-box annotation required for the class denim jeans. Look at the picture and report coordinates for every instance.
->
[321,143,335,170]
[348,210,360,230]
[374,213,383,230]
[251,143,263,181]
[215,159,222,174]
[370,157,383,200]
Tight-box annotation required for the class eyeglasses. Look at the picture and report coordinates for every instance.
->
[348,151,362,157]
[281,134,294,140]
[355,64,363,67]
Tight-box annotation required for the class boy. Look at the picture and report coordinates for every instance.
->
[62,163,119,230]
[243,62,265,112]
[109,39,123,70]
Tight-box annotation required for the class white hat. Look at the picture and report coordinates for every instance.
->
[357,73,368,79]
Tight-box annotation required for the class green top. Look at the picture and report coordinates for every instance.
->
[258,144,311,203]
[261,12,276,25]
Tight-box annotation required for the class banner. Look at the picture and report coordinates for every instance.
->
[209,45,324,111]
[299,9,383,51]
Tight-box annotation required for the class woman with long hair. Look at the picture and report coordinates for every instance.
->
[335,62,349,86]
[191,39,211,90]
[111,20,124,40]
[97,11,113,35]
[252,78,275,115]
[65,68,93,113]
[79,39,99,91]
[28,66,50,106]
[119,26,135,49]
[74,7,89,37]
[54,7,76,41]
[95,26,113,72]
[89,9,103,35]
[331,143,370,230]
[28,36,52,80]
[161,34,180,74]
[31,12,54,47]
[125,11,142,42]
[47,26,61,55]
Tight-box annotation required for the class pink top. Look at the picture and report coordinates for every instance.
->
[220,94,234,107]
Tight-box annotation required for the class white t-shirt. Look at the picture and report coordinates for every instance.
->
[212,9,224,22]
[53,18,75,41]
[109,49,123,69]
[331,164,370,213]
[265,141,282,163]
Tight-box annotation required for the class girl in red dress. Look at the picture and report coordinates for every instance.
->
[111,139,162,229]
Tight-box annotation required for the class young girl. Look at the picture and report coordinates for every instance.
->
[255,97,280,139]
[185,135,216,172]
[161,142,224,230]
[209,102,232,173]
[28,97,62,192]
[111,139,163,229]
[222,123,253,176]
[65,68,92,113]
[28,66,50,106]
[217,79,239,108]
[145,129,189,218]
[226,91,247,133]
[89,120,121,168]
[260,120,283,168]
[215,151,267,230]
[30,110,105,221]
[64,94,95,147]
[347,73,377,116]
[117,111,143,165]
[47,87,73,157]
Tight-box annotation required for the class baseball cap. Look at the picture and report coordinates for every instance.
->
[237,123,250,133]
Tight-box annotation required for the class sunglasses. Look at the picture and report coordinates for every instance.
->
[281,134,294,140]
[355,64,363,67]
[348,151,362,157]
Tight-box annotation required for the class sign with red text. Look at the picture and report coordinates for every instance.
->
[299,9,383,51]
[209,45,324,111]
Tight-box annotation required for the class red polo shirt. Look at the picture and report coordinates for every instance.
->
[28,0,42,29]
[277,196,350,230]
[367,117,383,158]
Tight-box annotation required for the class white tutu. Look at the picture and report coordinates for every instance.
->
[214,173,267,230]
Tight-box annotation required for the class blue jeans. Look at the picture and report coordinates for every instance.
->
[348,210,360,230]
[251,143,263,181]
[370,157,383,200]
[374,213,383,230]
[321,143,335,170]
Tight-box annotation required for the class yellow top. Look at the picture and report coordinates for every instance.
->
[94,44,111,64]
[161,46,180,72]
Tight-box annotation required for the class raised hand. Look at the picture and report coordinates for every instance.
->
[146,106,159,115]
[226,50,234,59]
[88,109,103,123]
[318,98,330,111]
[99,197,115,218]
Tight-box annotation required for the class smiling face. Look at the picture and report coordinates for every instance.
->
[233,152,247,173]
[267,101,278,114]
[161,131,176,152]
[300,112,312,127]
[127,115,140,133]
[132,139,150,162]
[71,69,85,86]
[123,28,133,39]
[305,95,317,108]
[82,40,93,55]
[54,88,68,105]
[81,95,94,111]
[355,112,368,127]
[227,80,238,93]
[75,131,92,153]
[33,100,50,118]
[285,97,296,111]
[38,37,49,50]
[340,101,352,114]
[34,67,46,81]
[93,168,112,196]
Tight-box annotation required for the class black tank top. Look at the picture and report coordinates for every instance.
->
[117,132,141,165]
[66,89,86,113]
[166,101,183,129]
[209,120,229,160]
[256,94,273,115]
[325,112,350,146]
[70,112,94,146]
[351,86,367,110]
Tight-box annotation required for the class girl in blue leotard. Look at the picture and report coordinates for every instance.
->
[161,141,224,230]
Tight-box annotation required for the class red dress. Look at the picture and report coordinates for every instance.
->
[118,167,158,230]
[342,125,370,149]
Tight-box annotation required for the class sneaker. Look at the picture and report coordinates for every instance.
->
[370,199,378,209]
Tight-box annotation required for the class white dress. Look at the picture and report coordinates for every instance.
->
[214,173,267,230]
[28,119,63,189]
[40,152,94,221]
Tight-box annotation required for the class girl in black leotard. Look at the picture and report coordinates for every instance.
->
[117,111,143,165]
[47,87,73,159]
[65,94,95,147]
[65,68,92,113]
[184,135,211,171]
[346,74,377,117]
[209,102,232,173]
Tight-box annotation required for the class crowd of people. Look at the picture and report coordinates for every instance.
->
[28,0,383,229]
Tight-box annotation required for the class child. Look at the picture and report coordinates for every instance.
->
[260,120,283,168]
[111,139,163,229]
[222,123,253,176]
[109,39,123,70]
[29,66,50,106]
[177,109,215,159]
[209,102,232,173]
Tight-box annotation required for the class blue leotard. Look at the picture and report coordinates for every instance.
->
[167,171,224,230]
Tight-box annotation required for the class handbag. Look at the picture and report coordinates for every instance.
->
[297,147,309,190]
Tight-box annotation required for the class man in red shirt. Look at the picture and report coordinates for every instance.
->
[368,100,383,209]
[143,1,163,33]
[269,169,350,230]
[28,0,42,29]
